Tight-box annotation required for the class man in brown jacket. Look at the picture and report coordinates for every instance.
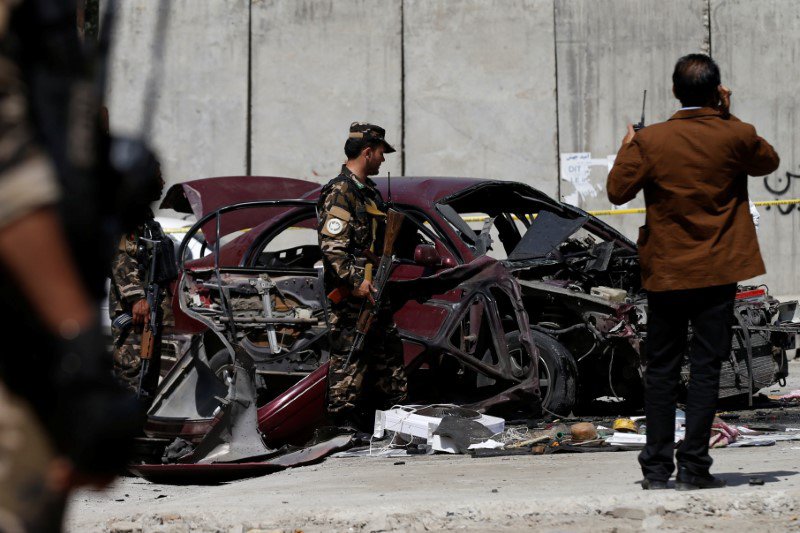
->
[607,54,779,491]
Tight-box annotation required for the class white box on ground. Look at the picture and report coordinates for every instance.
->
[373,406,505,454]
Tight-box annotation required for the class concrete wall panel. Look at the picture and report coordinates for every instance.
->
[103,0,800,294]
[712,0,800,294]
[250,0,402,183]
[554,0,709,241]
[404,0,558,195]
[105,0,249,191]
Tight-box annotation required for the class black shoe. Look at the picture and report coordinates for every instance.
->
[641,478,669,490]
[675,467,726,491]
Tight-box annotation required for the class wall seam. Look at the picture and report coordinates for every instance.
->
[707,0,713,57]
[246,0,253,175]
[400,0,406,176]
[552,0,562,200]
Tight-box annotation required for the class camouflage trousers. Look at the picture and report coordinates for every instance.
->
[112,329,142,394]
[0,382,65,532]
[327,304,407,417]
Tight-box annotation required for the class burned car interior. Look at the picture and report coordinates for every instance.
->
[436,181,795,411]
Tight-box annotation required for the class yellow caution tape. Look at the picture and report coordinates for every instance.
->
[163,226,194,234]
[588,208,645,216]
[752,198,800,207]
[588,198,800,216]
[164,197,800,237]
[462,214,538,223]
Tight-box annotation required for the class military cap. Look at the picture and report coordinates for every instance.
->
[348,122,396,153]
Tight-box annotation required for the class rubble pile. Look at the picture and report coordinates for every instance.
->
[330,404,800,461]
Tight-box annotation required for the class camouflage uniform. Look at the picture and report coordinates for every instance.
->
[109,216,173,392]
[319,164,407,417]
[0,1,67,528]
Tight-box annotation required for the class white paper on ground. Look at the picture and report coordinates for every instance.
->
[468,439,506,450]
[605,432,647,446]
[747,434,800,442]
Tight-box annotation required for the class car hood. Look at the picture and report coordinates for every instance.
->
[161,176,321,219]
[160,176,321,244]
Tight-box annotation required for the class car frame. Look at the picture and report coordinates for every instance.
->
[141,175,798,457]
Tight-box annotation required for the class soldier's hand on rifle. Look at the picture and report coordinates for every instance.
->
[353,280,377,304]
[132,298,150,325]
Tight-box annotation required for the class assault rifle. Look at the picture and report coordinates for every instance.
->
[344,209,405,365]
[136,220,178,404]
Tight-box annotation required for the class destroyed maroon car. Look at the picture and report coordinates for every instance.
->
[141,176,797,460]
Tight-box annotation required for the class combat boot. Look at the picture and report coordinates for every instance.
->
[675,466,726,491]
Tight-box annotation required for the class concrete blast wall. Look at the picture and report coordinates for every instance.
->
[104,0,250,194]
[104,0,800,293]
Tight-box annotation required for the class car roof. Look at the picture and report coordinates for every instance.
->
[162,175,554,218]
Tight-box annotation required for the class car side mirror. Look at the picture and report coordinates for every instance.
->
[414,244,455,268]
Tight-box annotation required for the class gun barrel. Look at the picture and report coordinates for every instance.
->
[640,89,647,124]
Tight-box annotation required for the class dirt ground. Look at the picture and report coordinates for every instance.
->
[66,359,800,533]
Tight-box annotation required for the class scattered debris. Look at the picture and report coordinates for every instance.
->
[710,417,740,448]
[373,405,505,454]
[612,418,638,433]
[767,389,800,401]
[606,432,646,447]
[468,439,506,450]
[571,422,598,442]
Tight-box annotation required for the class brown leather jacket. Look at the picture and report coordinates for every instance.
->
[607,107,779,291]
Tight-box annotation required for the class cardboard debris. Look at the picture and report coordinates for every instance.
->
[373,406,505,454]
[767,389,800,401]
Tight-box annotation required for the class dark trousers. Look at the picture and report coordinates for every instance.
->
[639,283,736,481]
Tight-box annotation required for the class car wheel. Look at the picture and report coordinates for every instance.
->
[507,329,577,417]
[208,349,235,383]
[207,348,272,406]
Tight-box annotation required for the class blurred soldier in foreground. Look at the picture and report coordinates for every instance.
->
[607,54,779,491]
[0,1,145,530]
[318,122,407,430]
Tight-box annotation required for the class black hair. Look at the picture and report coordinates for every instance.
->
[344,138,382,159]
[672,54,721,107]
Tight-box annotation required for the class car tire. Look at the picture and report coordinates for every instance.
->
[208,349,235,382]
[507,329,577,417]
[208,348,274,406]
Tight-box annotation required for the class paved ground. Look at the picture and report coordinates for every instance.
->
[66,360,800,533]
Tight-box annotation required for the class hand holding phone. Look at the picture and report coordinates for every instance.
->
[718,85,732,114]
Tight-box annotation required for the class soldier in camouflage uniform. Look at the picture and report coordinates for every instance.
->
[318,122,407,428]
[0,2,140,529]
[109,180,173,392]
